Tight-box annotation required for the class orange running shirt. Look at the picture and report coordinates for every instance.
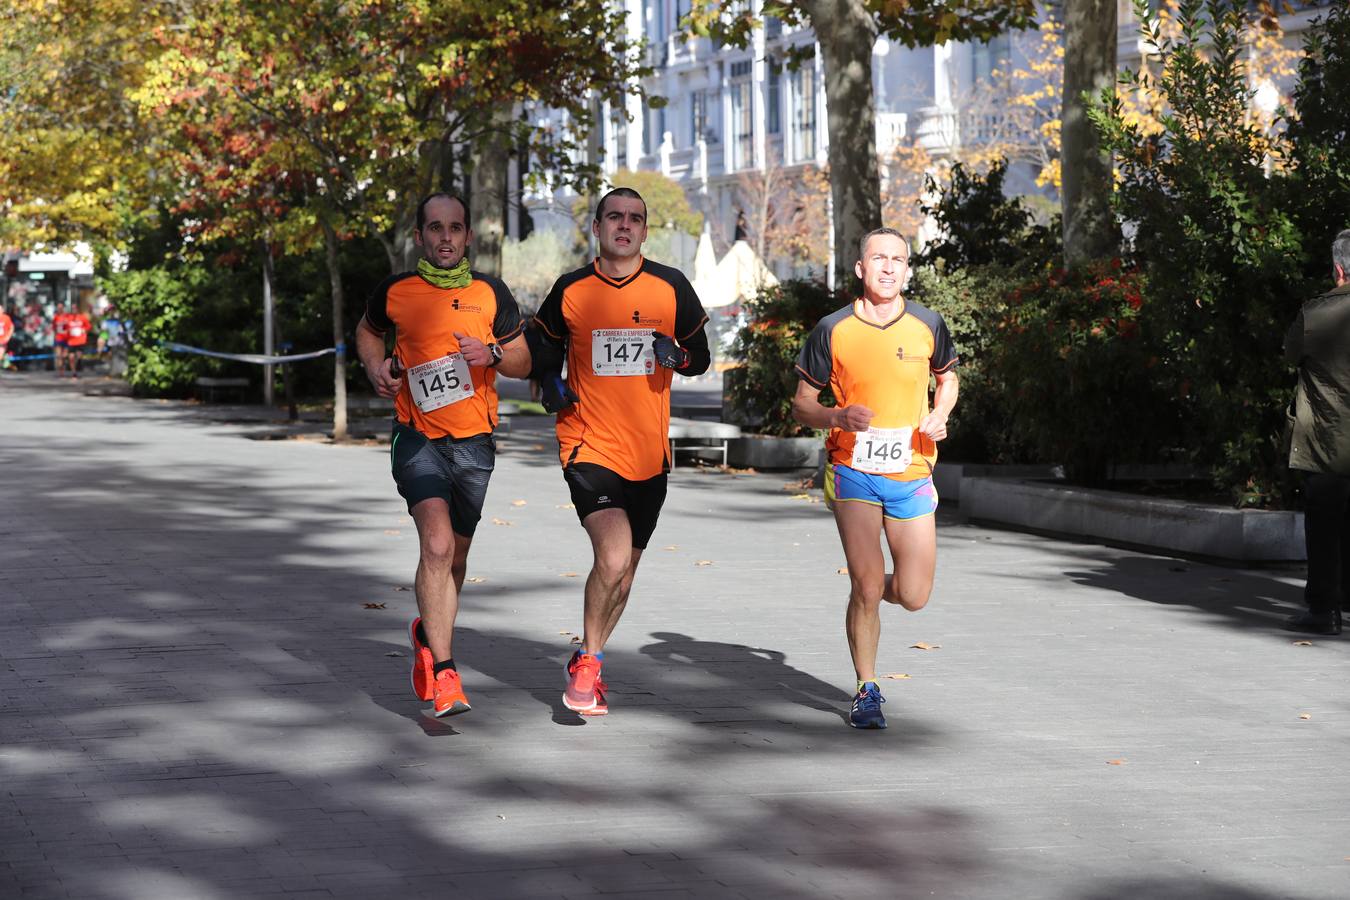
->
[53,312,70,341]
[0,312,12,345]
[534,257,708,480]
[65,313,91,347]
[364,271,524,440]
[796,299,958,482]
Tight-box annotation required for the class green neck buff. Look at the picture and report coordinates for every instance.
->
[417,257,472,290]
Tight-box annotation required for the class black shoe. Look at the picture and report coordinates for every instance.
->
[1283,610,1342,635]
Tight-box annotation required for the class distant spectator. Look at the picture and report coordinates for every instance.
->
[1284,229,1350,636]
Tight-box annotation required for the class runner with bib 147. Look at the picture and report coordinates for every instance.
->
[791,227,959,731]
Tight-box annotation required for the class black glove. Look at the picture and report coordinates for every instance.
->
[652,332,689,370]
[540,373,578,413]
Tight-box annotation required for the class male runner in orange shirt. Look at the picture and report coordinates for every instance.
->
[52,303,70,376]
[355,192,531,717]
[532,187,710,716]
[64,307,91,378]
[792,227,959,729]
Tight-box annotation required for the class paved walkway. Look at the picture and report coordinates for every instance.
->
[2,372,1346,900]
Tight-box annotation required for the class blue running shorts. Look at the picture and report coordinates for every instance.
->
[824,464,939,521]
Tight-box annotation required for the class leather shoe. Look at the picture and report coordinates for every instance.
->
[1283,610,1342,635]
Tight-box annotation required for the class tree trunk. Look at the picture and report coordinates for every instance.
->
[1061,0,1118,266]
[470,111,511,277]
[803,0,880,293]
[320,214,349,442]
[261,236,276,408]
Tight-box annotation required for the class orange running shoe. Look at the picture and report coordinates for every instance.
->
[563,653,606,715]
[433,668,471,717]
[409,617,434,701]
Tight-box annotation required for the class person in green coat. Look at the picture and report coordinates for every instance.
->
[1284,229,1350,635]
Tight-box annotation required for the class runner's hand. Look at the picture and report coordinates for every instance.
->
[541,373,578,413]
[368,356,401,400]
[918,412,948,441]
[454,331,491,367]
[831,404,874,432]
[651,332,689,370]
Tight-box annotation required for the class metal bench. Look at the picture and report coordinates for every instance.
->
[668,417,742,468]
[193,376,249,403]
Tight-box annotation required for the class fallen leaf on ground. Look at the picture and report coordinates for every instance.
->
[882,673,911,679]
[394,586,411,592]
[790,493,811,500]
[1293,640,1313,646]
[384,651,404,658]
[837,567,849,575]
[664,545,678,551]
[530,444,548,451]
[497,814,506,820]
[383,529,401,535]
[491,517,513,526]
[559,572,579,578]
[466,576,486,584]
[1106,759,1127,766]
[695,560,713,567]
[556,503,575,510]
[910,642,941,650]
[558,630,572,635]
[570,635,582,644]
[363,603,387,609]
[511,499,527,506]
[1299,713,1312,720]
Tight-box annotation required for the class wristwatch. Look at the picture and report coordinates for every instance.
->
[487,341,503,367]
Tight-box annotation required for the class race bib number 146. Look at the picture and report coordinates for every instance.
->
[850,426,914,474]
[408,353,474,413]
[592,329,655,376]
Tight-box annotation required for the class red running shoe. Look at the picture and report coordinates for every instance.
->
[433,668,471,717]
[563,652,606,715]
[409,618,434,701]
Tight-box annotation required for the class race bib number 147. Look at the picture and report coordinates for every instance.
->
[592,329,655,376]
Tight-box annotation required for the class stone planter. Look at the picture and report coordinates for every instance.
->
[727,434,824,470]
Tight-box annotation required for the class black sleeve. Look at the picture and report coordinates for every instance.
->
[930,315,958,374]
[525,323,566,379]
[794,319,832,389]
[479,275,524,342]
[533,276,568,345]
[365,274,400,333]
[673,271,710,343]
[676,322,711,377]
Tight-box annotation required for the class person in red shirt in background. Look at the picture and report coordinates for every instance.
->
[0,308,13,370]
[63,306,92,378]
[52,303,70,376]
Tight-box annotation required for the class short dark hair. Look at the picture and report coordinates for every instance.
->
[859,227,910,263]
[416,192,469,232]
[594,187,646,222]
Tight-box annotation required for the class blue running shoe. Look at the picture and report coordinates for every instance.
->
[849,682,887,729]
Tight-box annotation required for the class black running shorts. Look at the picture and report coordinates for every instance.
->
[390,422,495,537]
[563,462,668,550]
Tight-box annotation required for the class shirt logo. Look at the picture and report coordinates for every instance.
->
[631,308,662,326]
[895,346,905,361]
[452,297,482,313]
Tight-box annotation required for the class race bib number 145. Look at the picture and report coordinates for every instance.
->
[408,353,474,413]
[850,426,914,474]
[592,329,655,376]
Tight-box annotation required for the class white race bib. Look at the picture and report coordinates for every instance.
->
[850,426,914,474]
[407,354,474,413]
[591,329,655,376]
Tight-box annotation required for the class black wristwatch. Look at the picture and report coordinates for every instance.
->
[487,341,503,367]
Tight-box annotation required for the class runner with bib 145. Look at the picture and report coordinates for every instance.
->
[791,227,959,731]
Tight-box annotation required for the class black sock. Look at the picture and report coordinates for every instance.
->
[416,621,429,645]
[434,659,457,675]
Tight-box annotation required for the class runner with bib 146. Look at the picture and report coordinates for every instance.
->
[791,227,959,731]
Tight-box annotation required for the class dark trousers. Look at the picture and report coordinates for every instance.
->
[1302,471,1350,615]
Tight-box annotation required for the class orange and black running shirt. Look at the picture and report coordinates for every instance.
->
[364,271,524,440]
[796,298,958,482]
[534,257,709,481]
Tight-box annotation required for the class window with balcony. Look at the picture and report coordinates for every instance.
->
[767,61,781,136]
[792,63,816,162]
[729,60,754,170]
[691,90,709,143]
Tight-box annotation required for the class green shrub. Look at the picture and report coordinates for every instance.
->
[915,158,1060,272]
[726,279,846,436]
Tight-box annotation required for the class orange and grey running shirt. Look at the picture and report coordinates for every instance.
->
[364,271,524,440]
[796,298,958,482]
[534,257,709,481]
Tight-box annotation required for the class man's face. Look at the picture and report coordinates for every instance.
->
[414,197,471,268]
[592,196,648,262]
[855,234,909,303]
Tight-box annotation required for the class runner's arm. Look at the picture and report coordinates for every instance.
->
[494,332,531,379]
[356,316,400,399]
[917,369,958,441]
[792,379,873,432]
